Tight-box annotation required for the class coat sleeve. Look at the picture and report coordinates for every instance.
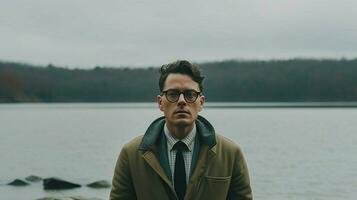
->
[110,145,137,200]
[227,147,253,200]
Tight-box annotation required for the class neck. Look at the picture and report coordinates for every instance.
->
[166,123,194,140]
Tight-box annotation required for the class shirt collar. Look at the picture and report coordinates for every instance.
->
[164,123,196,152]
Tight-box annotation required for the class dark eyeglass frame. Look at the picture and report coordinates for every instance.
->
[161,89,202,103]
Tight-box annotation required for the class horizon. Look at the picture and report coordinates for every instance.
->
[2,56,357,70]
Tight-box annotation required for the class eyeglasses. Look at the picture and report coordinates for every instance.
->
[161,89,201,103]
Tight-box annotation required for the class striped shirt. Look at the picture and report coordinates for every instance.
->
[164,123,196,185]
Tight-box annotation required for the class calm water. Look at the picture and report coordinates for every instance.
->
[1,103,357,200]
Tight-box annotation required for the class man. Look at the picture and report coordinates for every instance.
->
[110,60,252,200]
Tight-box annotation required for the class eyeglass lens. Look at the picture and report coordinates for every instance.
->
[166,90,198,102]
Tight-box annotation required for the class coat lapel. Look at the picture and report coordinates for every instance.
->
[185,143,217,199]
[141,146,177,198]
[157,130,172,181]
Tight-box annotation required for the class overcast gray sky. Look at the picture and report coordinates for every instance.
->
[1,0,356,68]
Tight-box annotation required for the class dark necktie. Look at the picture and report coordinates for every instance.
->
[174,141,188,200]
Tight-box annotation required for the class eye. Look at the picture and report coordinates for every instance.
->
[166,90,179,97]
[185,90,197,99]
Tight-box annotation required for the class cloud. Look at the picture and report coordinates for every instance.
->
[0,0,356,68]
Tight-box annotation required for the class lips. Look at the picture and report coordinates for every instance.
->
[174,110,190,115]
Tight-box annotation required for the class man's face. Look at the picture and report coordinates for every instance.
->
[157,73,205,128]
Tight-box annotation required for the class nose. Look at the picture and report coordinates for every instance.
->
[177,93,187,105]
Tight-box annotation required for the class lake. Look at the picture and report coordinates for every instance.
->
[1,103,357,200]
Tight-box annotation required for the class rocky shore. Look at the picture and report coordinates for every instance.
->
[6,175,111,200]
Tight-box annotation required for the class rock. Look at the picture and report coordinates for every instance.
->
[25,175,42,182]
[43,178,81,190]
[37,196,103,200]
[36,197,74,200]
[70,196,103,200]
[7,179,29,186]
[86,180,111,188]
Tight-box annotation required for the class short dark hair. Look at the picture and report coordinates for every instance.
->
[159,60,205,92]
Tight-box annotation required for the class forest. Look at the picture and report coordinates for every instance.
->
[1,59,357,102]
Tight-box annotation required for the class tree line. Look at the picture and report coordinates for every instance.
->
[1,59,357,102]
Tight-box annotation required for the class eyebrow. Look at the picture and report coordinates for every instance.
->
[166,89,199,92]
[165,87,199,91]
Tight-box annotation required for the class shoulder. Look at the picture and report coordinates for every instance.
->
[120,135,144,153]
[214,133,249,171]
[215,133,245,155]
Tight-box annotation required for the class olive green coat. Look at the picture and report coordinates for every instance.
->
[110,116,252,200]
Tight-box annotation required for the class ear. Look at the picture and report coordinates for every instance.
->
[157,95,164,111]
[198,95,205,112]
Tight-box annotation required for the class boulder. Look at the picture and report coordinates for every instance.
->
[36,197,73,200]
[86,180,111,188]
[7,179,29,186]
[37,196,102,200]
[70,197,103,200]
[25,175,42,182]
[43,178,81,190]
